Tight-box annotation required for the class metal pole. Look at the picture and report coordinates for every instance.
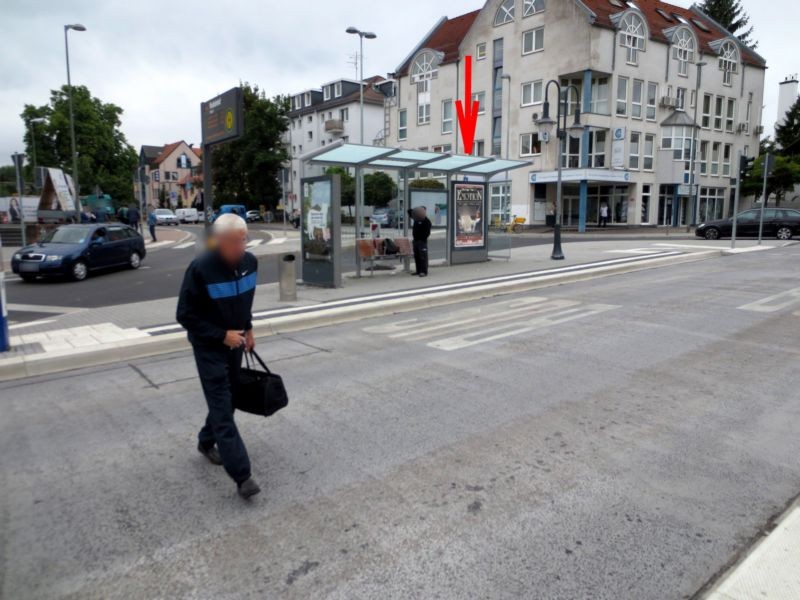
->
[29,123,37,182]
[359,35,364,144]
[202,143,212,244]
[757,152,770,245]
[64,27,80,201]
[690,63,705,229]
[731,150,742,250]
[355,165,362,277]
[282,167,288,233]
[552,85,565,261]
[138,165,147,226]
[402,168,410,273]
[12,153,26,246]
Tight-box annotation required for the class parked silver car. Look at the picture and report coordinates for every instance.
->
[153,209,180,226]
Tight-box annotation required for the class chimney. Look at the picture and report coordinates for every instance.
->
[776,75,799,129]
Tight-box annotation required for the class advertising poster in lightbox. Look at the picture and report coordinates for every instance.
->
[302,178,333,262]
[453,182,485,248]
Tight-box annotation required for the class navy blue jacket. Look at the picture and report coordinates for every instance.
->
[176,250,258,347]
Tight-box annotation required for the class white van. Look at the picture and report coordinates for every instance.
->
[175,208,199,223]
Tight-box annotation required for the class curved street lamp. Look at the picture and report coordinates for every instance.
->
[64,23,86,200]
[536,80,584,260]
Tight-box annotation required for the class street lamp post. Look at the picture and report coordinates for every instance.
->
[536,81,584,260]
[64,23,86,202]
[28,117,47,188]
[689,61,707,229]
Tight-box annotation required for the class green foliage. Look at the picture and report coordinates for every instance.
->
[324,167,355,214]
[21,85,138,202]
[0,165,17,196]
[700,0,756,47]
[363,171,397,208]
[742,155,800,205]
[409,178,445,190]
[775,97,800,157]
[211,83,290,210]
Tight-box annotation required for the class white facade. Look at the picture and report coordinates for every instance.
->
[776,76,798,130]
[387,0,767,229]
[285,79,388,208]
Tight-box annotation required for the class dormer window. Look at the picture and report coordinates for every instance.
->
[618,12,646,65]
[176,153,191,169]
[323,85,331,101]
[334,82,342,97]
[494,0,515,26]
[672,27,695,77]
[718,40,739,86]
[304,92,311,106]
[411,50,439,83]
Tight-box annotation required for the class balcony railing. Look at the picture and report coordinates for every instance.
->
[325,119,345,135]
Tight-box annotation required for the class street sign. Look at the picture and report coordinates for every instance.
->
[201,87,244,146]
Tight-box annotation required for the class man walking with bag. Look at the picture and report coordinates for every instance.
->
[176,213,261,499]
[408,206,432,277]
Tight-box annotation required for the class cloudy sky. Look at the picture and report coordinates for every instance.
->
[0,0,793,164]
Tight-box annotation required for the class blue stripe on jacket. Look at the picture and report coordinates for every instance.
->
[206,272,257,300]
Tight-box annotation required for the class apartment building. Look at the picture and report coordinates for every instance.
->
[135,141,202,209]
[285,77,392,204]
[386,0,766,229]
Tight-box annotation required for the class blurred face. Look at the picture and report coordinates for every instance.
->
[215,228,248,265]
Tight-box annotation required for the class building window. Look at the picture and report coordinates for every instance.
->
[177,153,191,169]
[589,130,606,167]
[662,126,693,161]
[646,82,658,120]
[699,187,725,222]
[523,0,545,16]
[492,116,502,156]
[521,80,543,106]
[700,141,708,175]
[432,144,452,153]
[490,183,512,223]
[304,92,311,106]
[494,0,515,26]
[308,131,313,141]
[417,78,431,126]
[673,28,695,77]
[642,184,652,223]
[643,134,655,170]
[340,107,349,121]
[616,76,628,117]
[618,12,646,65]
[561,136,580,168]
[676,87,686,111]
[726,98,736,132]
[398,109,407,141]
[476,42,487,60]
[411,51,439,83]
[714,96,724,130]
[473,140,485,156]
[711,142,720,176]
[632,79,643,119]
[334,82,342,97]
[442,99,453,134]
[629,131,641,169]
[702,94,712,128]
[418,103,431,125]
[743,99,752,133]
[690,90,696,109]
[307,115,313,123]
[591,77,609,114]
[473,91,486,114]
[323,85,331,101]
[718,41,738,86]
[722,143,732,176]
[520,132,542,156]
[522,27,544,54]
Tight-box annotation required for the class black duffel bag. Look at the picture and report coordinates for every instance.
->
[234,350,289,417]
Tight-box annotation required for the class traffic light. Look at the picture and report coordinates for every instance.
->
[739,155,755,182]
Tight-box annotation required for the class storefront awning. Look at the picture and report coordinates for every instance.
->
[529,169,634,184]
[308,143,531,177]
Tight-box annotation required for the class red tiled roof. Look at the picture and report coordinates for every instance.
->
[579,0,764,67]
[192,147,202,158]
[397,10,481,76]
[152,142,183,166]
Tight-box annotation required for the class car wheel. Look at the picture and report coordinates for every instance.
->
[129,251,142,269]
[71,260,88,281]
[776,227,793,241]
[704,227,720,240]
[19,274,37,283]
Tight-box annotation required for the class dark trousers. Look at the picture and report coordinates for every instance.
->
[192,344,251,484]
[149,224,157,241]
[413,240,428,275]
[599,216,608,227]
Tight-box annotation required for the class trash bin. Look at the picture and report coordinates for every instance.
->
[545,214,556,227]
[279,253,297,302]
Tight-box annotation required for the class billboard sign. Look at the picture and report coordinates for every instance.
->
[201,87,244,146]
[453,182,485,248]
[301,174,342,287]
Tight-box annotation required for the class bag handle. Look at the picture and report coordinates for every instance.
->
[246,349,271,374]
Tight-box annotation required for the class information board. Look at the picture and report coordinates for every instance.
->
[449,181,488,264]
[201,87,243,146]
[301,174,341,287]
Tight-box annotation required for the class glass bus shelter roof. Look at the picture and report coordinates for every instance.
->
[308,143,531,178]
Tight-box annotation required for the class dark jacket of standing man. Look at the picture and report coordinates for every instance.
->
[176,213,261,499]
[409,207,432,277]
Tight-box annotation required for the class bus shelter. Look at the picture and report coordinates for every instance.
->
[307,143,530,277]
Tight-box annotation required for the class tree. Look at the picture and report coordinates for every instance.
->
[700,0,756,47]
[21,85,138,202]
[743,155,800,206]
[324,167,356,216]
[0,165,17,196]
[211,83,290,210]
[364,171,397,208]
[409,178,445,190]
[775,97,800,156]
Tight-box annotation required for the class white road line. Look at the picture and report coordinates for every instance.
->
[7,303,84,314]
[174,242,195,249]
[247,239,264,248]
[653,243,726,250]
[606,249,668,255]
[738,287,800,313]
[8,319,58,330]
[266,237,288,245]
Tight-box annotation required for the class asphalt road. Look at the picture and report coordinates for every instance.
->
[1,245,799,599]
[5,224,685,313]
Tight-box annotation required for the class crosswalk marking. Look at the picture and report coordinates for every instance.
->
[247,239,264,248]
[174,241,195,249]
[364,296,619,351]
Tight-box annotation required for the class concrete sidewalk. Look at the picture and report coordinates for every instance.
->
[0,238,790,380]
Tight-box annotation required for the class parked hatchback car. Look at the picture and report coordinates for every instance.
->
[12,224,147,282]
[246,210,262,223]
[370,207,399,228]
[696,208,800,240]
[153,208,180,226]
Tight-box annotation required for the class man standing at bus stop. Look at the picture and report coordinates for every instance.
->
[409,206,432,277]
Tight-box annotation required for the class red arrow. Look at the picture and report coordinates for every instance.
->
[456,55,479,155]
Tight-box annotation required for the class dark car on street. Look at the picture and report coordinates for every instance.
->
[696,208,800,241]
[11,224,147,282]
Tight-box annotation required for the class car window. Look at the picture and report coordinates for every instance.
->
[107,228,127,242]
[737,210,758,222]
[780,210,800,219]
[156,209,174,215]
[41,227,92,244]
